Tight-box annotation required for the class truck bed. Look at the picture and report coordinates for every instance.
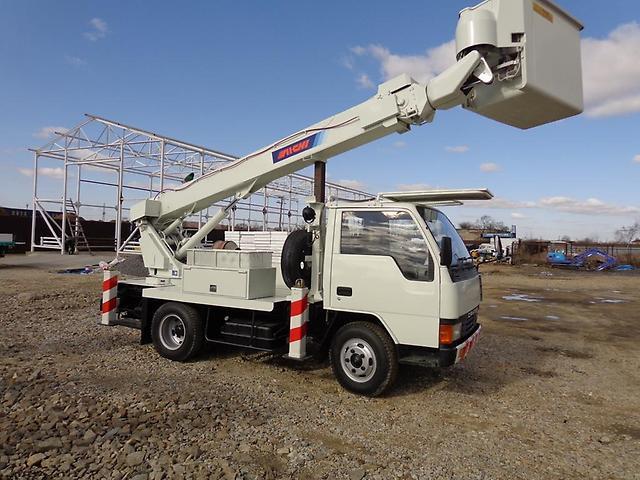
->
[123,278,292,312]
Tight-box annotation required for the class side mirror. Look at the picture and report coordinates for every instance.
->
[440,236,453,267]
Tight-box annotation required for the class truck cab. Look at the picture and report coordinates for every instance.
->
[317,191,484,393]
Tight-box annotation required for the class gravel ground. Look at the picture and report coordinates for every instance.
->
[1,254,639,479]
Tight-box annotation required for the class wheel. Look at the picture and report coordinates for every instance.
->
[151,302,204,362]
[281,229,312,288]
[329,321,398,397]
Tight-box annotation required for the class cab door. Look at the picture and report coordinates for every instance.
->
[327,208,440,348]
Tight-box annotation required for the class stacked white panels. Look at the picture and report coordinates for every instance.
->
[253,232,272,258]
[240,233,255,251]
[270,232,288,266]
[224,231,292,267]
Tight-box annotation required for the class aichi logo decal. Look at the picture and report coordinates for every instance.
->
[272,133,321,163]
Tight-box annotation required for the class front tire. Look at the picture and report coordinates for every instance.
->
[151,302,204,362]
[329,321,398,397]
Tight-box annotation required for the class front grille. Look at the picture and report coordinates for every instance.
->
[460,309,478,338]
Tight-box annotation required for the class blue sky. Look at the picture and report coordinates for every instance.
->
[1,0,639,240]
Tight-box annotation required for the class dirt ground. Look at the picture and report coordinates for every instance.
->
[1,253,639,479]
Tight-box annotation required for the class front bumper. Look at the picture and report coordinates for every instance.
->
[438,324,481,367]
[397,323,482,368]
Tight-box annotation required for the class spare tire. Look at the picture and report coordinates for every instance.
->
[281,229,312,288]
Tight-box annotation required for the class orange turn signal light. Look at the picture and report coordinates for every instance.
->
[439,325,454,345]
[439,323,462,345]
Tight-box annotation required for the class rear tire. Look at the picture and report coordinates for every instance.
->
[151,302,204,362]
[329,321,398,397]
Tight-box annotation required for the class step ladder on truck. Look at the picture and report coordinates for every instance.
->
[100,0,584,396]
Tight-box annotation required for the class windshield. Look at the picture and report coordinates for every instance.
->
[418,207,470,266]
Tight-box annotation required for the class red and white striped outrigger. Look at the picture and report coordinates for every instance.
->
[101,270,118,325]
[287,285,309,359]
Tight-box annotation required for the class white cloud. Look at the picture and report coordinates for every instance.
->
[33,126,67,139]
[511,212,526,219]
[396,183,432,191]
[363,41,456,83]
[541,196,585,207]
[467,197,536,209]
[479,162,500,173]
[539,196,639,215]
[445,145,469,153]
[64,55,86,67]
[42,167,67,179]
[336,179,367,191]
[586,97,640,118]
[633,154,640,164]
[582,23,640,118]
[356,73,374,89]
[467,196,637,217]
[84,18,108,41]
[492,198,535,209]
[17,167,69,180]
[69,148,108,161]
[91,18,108,32]
[348,22,640,119]
[393,140,407,148]
[341,56,354,71]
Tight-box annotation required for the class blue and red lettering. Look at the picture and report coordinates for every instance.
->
[272,133,321,163]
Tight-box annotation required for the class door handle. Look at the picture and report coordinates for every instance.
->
[336,286,352,297]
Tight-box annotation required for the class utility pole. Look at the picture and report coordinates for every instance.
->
[314,161,326,203]
[277,197,284,230]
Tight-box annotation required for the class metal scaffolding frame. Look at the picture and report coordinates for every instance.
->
[29,114,371,254]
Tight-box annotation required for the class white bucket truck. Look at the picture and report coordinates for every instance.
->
[103,0,583,395]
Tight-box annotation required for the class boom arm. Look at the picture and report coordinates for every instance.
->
[131,0,583,273]
[132,51,487,230]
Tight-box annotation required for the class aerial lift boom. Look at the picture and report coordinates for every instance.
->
[132,0,583,281]
[132,52,492,269]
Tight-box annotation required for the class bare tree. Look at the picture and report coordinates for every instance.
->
[477,215,508,233]
[458,216,508,232]
[615,222,640,245]
[615,222,640,262]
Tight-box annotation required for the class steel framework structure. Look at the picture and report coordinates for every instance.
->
[29,114,371,254]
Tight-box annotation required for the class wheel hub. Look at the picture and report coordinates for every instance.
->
[340,338,377,383]
[159,314,186,351]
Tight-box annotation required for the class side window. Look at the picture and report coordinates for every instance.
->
[340,210,433,281]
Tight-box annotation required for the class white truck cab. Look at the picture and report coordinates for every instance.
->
[316,192,485,392]
[325,195,482,347]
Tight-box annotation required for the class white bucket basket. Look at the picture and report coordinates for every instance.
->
[457,0,584,129]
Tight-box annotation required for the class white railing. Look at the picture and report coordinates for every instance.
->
[38,236,62,249]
